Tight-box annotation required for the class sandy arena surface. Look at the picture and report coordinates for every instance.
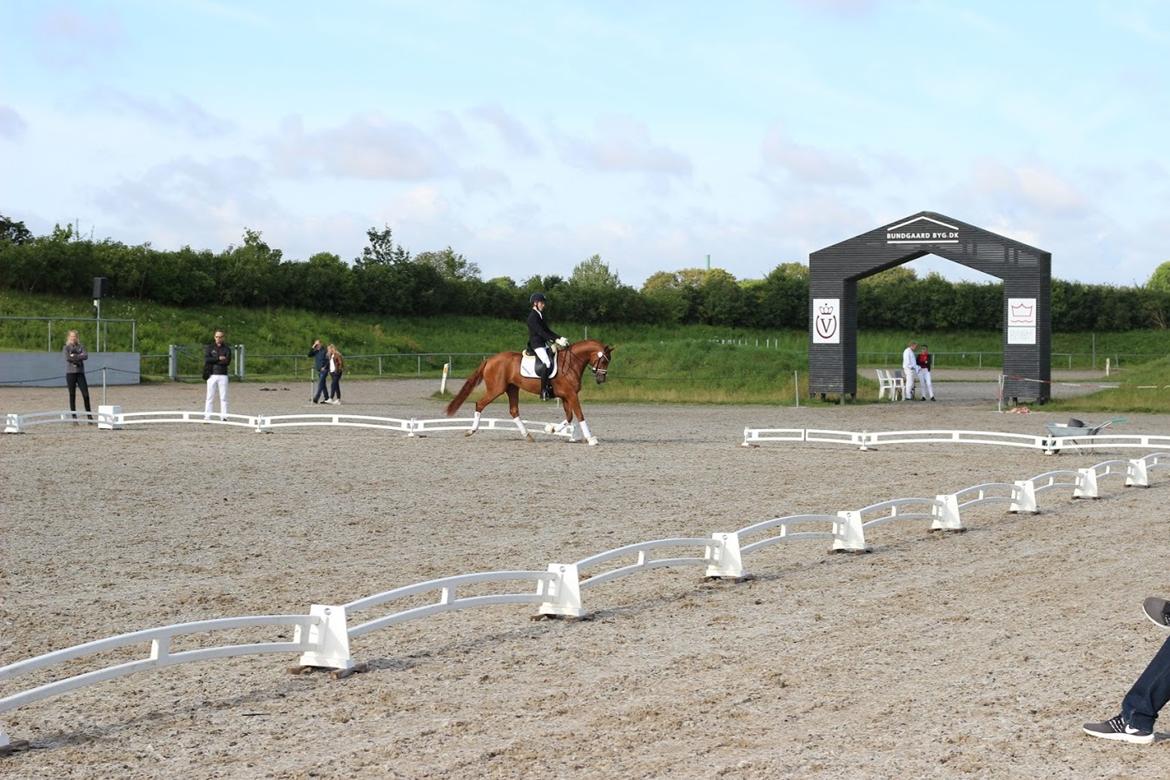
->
[3,376,1170,778]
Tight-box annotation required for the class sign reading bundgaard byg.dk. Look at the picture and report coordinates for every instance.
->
[812,298,840,344]
[885,216,960,245]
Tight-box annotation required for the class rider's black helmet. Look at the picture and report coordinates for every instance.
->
[530,292,547,305]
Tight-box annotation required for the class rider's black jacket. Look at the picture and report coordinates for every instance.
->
[527,308,560,351]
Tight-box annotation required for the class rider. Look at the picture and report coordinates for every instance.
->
[527,292,569,400]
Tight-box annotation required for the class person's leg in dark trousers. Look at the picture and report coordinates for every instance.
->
[330,372,341,401]
[66,373,79,420]
[1123,635,1170,731]
[314,370,329,403]
[75,372,92,419]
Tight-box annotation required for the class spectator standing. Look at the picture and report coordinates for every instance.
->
[901,340,919,402]
[309,338,329,404]
[916,344,935,401]
[203,330,231,420]
[326,344,345,405]
[63,329,93,423]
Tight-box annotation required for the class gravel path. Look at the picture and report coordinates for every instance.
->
[2,379,1169,778]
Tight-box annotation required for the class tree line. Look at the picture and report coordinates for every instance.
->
[2,214,1168,331]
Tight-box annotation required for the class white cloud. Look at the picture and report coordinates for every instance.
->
[761,126,868,187]
[0,105,28,140]
[34,7,125,69]
[269,114,454,180]
[970,162,1089,218]
[82,87,234,138]
[469,104,541,156]
[558,117,692,176]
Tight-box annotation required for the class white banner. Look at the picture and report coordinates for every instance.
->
[812,298,840,344]
[1007,298,1037,345]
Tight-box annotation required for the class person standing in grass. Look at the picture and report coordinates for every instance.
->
[901,340,918,401]
[203,329,231,420]
[326,343,345,405]
[63,329,92,423]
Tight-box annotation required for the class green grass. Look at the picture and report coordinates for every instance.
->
[4,289,1170,408]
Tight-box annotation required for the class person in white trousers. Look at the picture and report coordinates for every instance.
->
[916,344,935,401]
[204,330,231,420]
[900,340,918,401]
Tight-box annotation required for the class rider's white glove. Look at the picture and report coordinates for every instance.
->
[555,337,569,348]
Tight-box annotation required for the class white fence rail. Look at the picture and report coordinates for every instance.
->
[742,426,1170,454]
[4,449,1170,751]
[4,408,571,439]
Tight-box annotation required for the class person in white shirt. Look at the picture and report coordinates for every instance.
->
[901,341,918,401]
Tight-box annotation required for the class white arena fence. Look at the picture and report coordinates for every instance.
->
[3,407,572,439]
[5,451,1170,750]
[742,426,1170,455]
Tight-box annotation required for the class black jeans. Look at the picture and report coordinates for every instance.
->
[66,372,92,417]
[1123,635,1170,731]
[314,370,329,402]
[330,372,342,400]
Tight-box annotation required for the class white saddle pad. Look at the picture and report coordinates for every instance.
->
[520,353,558,379]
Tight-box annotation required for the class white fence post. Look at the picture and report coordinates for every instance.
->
[1074,467,1100,499]
[4,413,22,434]
[704,532,745,578]
[296,605,354,670]
[1126,458,1150,487]
[832,511,867,552]
[440,363,449,394]
[97,404,122,430]
[930,494,963,531]
[1010,480,1039,513]
[538,564,585,618]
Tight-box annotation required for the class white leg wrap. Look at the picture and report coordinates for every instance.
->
[515,417,530,438]
[579,419,597,445]
[470,410,481,432]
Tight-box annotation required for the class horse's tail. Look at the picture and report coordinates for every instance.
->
[445,360,485,416]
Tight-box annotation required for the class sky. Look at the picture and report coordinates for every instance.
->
[2,0,1169,288]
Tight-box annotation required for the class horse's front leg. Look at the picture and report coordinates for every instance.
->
[565,393,598,446]
[506,385,534,443]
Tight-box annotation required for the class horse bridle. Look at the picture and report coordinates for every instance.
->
[591,349,610,381]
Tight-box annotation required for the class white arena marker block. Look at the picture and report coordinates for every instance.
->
[832,511,867,552]
[705,532,745,578]
[4,413,22,434]
[930,494,963,531]
[1010,480,1039,514]
[538,564,585,618]
[297,605,354,670]
[97,404,122,430]
[1126,458,1150,487]
[1074,467,1100,499]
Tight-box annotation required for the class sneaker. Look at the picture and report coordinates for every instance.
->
[1082,714,1154,744]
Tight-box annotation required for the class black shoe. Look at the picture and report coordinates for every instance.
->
[931,397,936,401]
[1083,714,1154,744]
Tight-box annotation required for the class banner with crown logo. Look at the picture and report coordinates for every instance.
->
[1007,298,1037,345]
[812,298,840,344]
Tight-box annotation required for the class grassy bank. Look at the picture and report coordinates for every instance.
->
[3,290,1169,408]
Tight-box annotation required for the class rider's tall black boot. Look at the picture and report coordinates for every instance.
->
[540,375,552,400]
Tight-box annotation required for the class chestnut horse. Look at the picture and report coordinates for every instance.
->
[444,339,614,445]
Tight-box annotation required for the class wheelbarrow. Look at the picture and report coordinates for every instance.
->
[1042,417,1124,455]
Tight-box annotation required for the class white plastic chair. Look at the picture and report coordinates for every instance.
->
[875,368,905,401]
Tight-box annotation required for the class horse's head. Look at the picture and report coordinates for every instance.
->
[589,343,614,384]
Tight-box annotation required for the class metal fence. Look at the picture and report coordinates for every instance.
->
[0,315,138,353]
[141,349,496,381]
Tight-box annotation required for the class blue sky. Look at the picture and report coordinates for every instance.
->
[2,1,1168,287]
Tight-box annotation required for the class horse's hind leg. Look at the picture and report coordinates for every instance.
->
[467,388,502,437]
[506,386,534,442]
